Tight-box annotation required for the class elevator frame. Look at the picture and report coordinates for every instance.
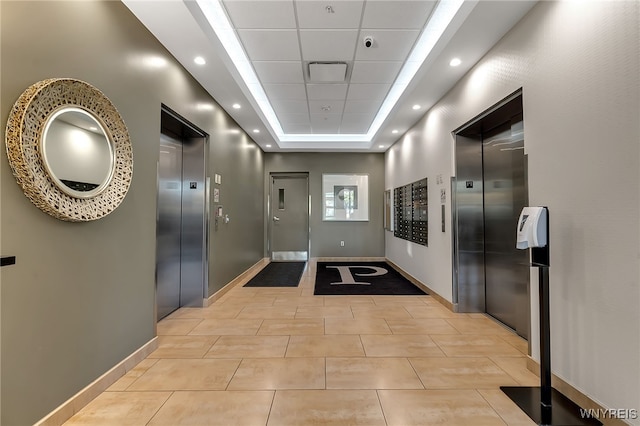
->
[451,89,531,344]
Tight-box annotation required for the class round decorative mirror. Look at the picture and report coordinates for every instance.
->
[5,78,133,221]
[41,107,115,199]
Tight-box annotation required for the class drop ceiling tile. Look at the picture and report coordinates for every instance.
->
[361,1,437,29]
[263,84,307,100]
[311,114,341,133]
[278,113,310,124]
[272,100,309,115]
[344,99,382,115]
[340,113,375,133]
[347,84,391,100]
[237,30,300,61]
[282,123,312,133]
[306,84,348,100]
[308,100,344,115]
[355,30,420,61]
[223,1,296,29]
[296,1,364,29]
[350,61,402,84]
[253,62,304,83]
[300,30,358,61]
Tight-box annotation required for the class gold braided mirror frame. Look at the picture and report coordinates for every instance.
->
[5,78,133,222]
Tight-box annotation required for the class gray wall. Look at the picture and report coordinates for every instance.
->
[0,2,263,424]
[264,153,385,258]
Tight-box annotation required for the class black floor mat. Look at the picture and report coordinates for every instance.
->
[244,261,306,287]
[314,261,427,295]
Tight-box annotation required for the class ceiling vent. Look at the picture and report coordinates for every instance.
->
[308,62,347,82]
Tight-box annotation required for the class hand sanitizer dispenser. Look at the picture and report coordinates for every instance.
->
[516,207,548,249]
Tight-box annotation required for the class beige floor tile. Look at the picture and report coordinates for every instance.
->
[325,318,392,335]
[236,306,297,319]
[286,335,365,357]
[323,296,376,306]
[431,335,524,357]
[219,296,276,307]
[170,306,243,320]
[360,334,445,357]
[498,333,530,355]
[147,391,274,426]
[228,357,325,390]
[405,305,467,319]
[148,336,219,359]
[268,390,386,426]
[64,391,171,426]
[272,296,325,307]
[127,359,241,391]
[326,357,423,389]
[188,318,263,335]
[409,357,519,389]
[387,318,460,335]
[204,335,289,358]
[446,317,515,336]
[157,319,203,336]
[351,305,412,319]
[106,359,159,391]
[253,288,304,296]
[490,357,540,386]
[379,389,507,425]
[477,389,537,425]
[372,295,430,306]
[257,318,325,335]
[295,306,354,318]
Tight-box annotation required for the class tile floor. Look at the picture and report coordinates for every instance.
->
[64,260,537,425]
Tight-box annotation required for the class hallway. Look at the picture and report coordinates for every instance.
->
[64,259,536,425]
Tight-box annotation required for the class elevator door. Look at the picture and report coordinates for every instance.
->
[156,110,207,321]
[482,120,529,336]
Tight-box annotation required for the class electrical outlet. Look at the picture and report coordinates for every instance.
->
[340,241,345,247]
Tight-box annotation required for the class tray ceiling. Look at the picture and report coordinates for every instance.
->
[123,0,537,152]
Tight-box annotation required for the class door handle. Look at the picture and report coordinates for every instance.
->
[273,216,280,222]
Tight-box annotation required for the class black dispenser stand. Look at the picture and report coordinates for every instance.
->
[501,208,602,426]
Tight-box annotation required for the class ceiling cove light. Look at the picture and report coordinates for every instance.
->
[449,57,462,67]
[194,56,206,65]
[194,0,465,145]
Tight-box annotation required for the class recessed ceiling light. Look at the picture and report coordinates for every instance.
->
[412,104,421,110]
[379,145,385,148]
[252,129,260,133]
[449,57,461,67]
[232,103,241,109]
[266,144,272,148]
[89,126,98,131]
[194,56,206,65]
[392,129,399,134]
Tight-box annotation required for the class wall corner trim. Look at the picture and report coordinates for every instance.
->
[525,356,629,426]
[205,258,270,306]
[34,337,159,426]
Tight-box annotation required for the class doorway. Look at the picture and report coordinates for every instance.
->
[156,107,208,321]
[269,173,309,261]
[452,91,530,339]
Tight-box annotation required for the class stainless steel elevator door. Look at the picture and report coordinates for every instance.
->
[482,120,529,338]
[157,133,183,319]
[270,174,309,261]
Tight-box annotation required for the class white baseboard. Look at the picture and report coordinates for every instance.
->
[204,257,269,306]
[35,337,158,426]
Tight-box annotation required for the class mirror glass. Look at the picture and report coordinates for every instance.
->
[41,107,115,198]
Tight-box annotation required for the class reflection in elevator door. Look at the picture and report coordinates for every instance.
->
[156,110,207,321]
[453,92,529,339]
[483,120,528,337]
